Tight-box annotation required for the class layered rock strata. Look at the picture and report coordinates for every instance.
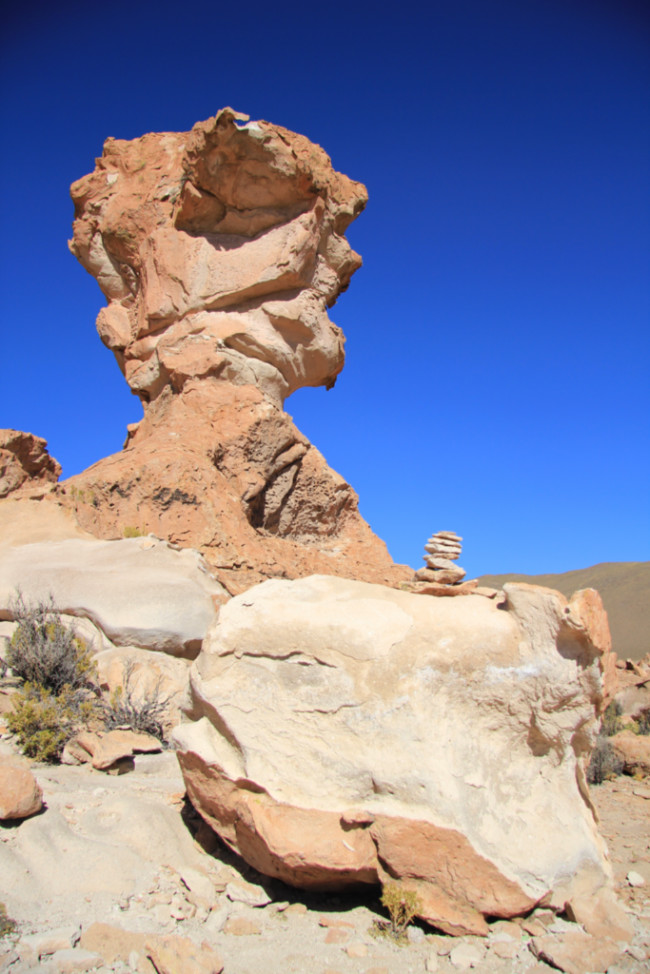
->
[174,574,626,937]
[63,109,407,592]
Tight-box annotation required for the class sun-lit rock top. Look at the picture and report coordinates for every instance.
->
[69,108,368,407]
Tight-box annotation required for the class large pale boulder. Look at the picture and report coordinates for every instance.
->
[0,536,225,658]
[62,109,409,593]
[174,576,620,936]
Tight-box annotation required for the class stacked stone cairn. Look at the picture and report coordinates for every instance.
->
[414,531,466,585]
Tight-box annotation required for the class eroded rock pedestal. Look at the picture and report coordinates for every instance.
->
[64,108,407,592]
[174,575,628,938]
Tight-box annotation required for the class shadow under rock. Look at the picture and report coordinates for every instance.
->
[179,795,386,918]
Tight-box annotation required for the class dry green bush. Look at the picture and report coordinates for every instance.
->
[587,737,625,785]
[7,592,96,694]
[601,700,623,737]
[637,708,650,735]
[0,902,17,939]
[5,592,99,761]
[7,683,97,762]
[371,883,421,944]
[5,593,175,761]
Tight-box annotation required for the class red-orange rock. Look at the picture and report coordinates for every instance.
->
[64,110,409,592]
[0,430,61,498]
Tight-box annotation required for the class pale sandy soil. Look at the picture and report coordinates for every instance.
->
[0,741,649,974]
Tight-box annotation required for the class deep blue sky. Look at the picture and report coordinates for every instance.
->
[1,0,648,576]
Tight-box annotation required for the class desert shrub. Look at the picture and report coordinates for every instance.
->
[635,708,650,736]
[587,736,625,785]
[123,525,145,538]
[6,683,96,763]
[0,902,17,939]
[371,883,421,944]
[101,661,175,742]
[7,592,96,694]
[601,700,623,737]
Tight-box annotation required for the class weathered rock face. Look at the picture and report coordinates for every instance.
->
[64,110,405,591]
[174,575,621,936]
[0,430,61,498]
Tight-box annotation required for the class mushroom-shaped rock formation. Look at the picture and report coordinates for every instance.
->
[64,110,408,592]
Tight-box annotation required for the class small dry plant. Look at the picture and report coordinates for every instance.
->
[6,592,175,761]
[7,592,96,694]
[0,902,17,939]
[371,883,421,945]
[101,660,176,743]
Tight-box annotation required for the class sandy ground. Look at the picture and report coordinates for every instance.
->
[1,741,649,974]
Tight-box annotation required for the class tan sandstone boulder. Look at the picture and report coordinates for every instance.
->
[71,729,161,771]
[174,576,621,937]
[0,536,225,658]
[61,108,409,593]
[0,758,43,820]
[610,729,650,777]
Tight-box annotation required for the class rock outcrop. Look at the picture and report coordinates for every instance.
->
[0,430,61,498]
[174,574,624,937]
[63,109,408,592]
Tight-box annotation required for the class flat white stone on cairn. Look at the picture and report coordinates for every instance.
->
[415,530,466,585]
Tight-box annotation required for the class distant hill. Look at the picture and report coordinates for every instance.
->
[478,562,650,661]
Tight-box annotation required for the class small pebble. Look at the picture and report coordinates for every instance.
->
[345,942,367,958]
[284,903,308,916]
[627,871,646,887]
